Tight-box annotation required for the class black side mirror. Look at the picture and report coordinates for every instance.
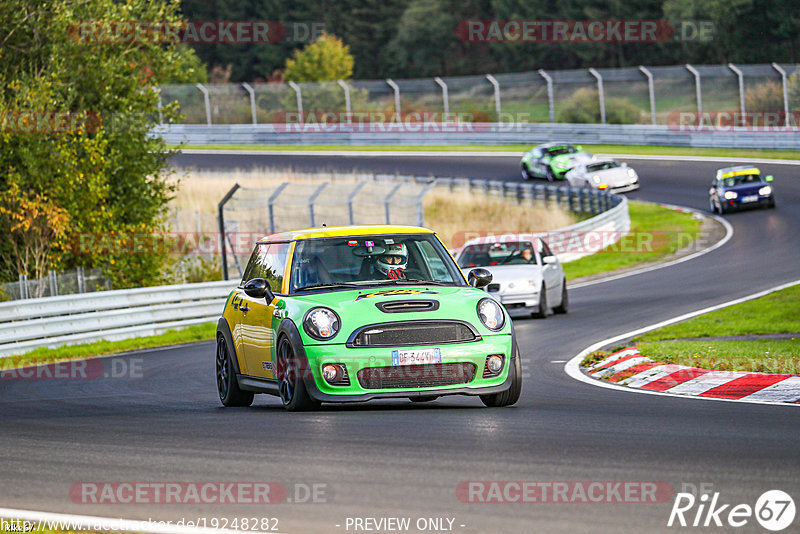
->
[468,268,493,289]
[243,278,275,301]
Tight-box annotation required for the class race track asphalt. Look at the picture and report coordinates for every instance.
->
[1,151,798,534]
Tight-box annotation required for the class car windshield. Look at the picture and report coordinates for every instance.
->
[547,146,577,156]
[458,241,537,267]
[290,233,465,292]
[722,174,761,187]
[586,161,619,172]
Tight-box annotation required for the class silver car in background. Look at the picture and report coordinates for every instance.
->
[456,237,568,319]
[565,158,640,193]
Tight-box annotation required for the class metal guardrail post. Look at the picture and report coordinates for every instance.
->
[384,183,403,224]
[386,79,401,120]
[685,65,703,127]
[588,68,606,124]
[241,82,257,125]
[772,63,790,128]
[19,274,28,300]
[728,64,746,126]
[155,88,164,124]
[337,80,352,124]
[196,83,212,125]
[486,74,501,122]
[638,66,657,125]
[308,183,329,227]
[347,182,367,224]
[287,81,303,124]
[49,270,58,297]
[217,183,240,281]
[416,183,436,226]
[268,182,290,234]
[434,77,449,118]
[77,266,85,293]
[538,69,555,123]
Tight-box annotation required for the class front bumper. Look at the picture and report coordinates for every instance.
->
[606,182,639,193]
[303,335,513,402]
[725,195,774,210]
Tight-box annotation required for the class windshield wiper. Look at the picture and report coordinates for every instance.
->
[374,278,455,286]
[294,283,361,292]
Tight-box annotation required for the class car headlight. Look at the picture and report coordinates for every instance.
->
[724,191,738,200]
[303,307,340,340]
[627,168,637,178]
[759,185,772,196]
[592,175,601,183]
[477,298,505,331]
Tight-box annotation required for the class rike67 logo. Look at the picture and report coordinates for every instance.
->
[668,489,795,531]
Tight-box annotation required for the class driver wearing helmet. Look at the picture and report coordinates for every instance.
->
[375,242,407,279]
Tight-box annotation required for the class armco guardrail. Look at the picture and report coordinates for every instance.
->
[0,181,628,356]
[154,122,800,150]
[0,280,236,357]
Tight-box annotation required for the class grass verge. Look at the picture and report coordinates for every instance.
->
[562,201,702,280]
[175,143,800,160]
[636,284,800,341]
[582,284,800,374]
[2,322,216,369]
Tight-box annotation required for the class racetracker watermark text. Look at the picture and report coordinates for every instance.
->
[457,481,674,503]
[456,20,714,42]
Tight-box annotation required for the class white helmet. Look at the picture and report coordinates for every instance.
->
[376,242,407,278]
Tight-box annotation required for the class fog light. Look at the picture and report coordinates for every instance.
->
[322,364,339,382]
[483,354,505,378]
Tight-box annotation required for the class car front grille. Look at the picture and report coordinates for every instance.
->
[487,283,501,292]
[349,321,478,347]
[356,363,477,389]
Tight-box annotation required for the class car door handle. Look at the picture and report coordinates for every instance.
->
[240,305,250,313]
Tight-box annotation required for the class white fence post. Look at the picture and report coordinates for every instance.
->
[434,77,449,118]
[486,74,501,122]
[728,64,746,126]
[589,68,606,124]
[538,69,555,123]
[772,63,790,129]
[685,64,703,128]
[195,83,212,125]
[287,81,303,125]
[241,82,257,125]
[386,78,401,120]
[638,66,657,125]
[337,79,352,124]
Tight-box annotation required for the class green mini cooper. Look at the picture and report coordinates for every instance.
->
[216,225,521,411]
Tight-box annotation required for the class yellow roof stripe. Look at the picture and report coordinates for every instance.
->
[721,168,760,179]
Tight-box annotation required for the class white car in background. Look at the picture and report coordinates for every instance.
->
[565,158,639,193]
[456,237,567,319]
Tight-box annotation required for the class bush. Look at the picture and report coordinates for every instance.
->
[556,88,642,124]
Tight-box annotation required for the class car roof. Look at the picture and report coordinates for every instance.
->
[536,142,574,150]
[460,234,542,249]
[259,224,434,243]
[716,166,761,180]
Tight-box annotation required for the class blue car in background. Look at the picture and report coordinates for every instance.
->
[709,166,775,214]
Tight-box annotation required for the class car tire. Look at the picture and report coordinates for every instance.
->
[216,335,254,407]
[276,335,320,412]
[709,198,718,214]
[546,167,556,182]
[553,280,568,314]
[480,342,522,407]
[521,165,532,181]
[532,283,548,319]
[409,396,438,403]
[768,199,776,209]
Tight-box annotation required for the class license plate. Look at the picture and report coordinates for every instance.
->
[741,195,758,203]
[392,348,442,366]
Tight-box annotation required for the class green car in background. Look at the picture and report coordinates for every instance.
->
[216,225,522,411]
[520,143,595,181]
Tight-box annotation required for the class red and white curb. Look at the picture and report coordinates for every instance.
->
[586,347,800,404]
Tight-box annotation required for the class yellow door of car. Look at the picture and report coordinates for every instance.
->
[237,241,291,379]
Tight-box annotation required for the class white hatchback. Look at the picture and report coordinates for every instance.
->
[455,237,567,319]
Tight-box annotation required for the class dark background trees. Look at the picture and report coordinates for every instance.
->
[179,0,800,82]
